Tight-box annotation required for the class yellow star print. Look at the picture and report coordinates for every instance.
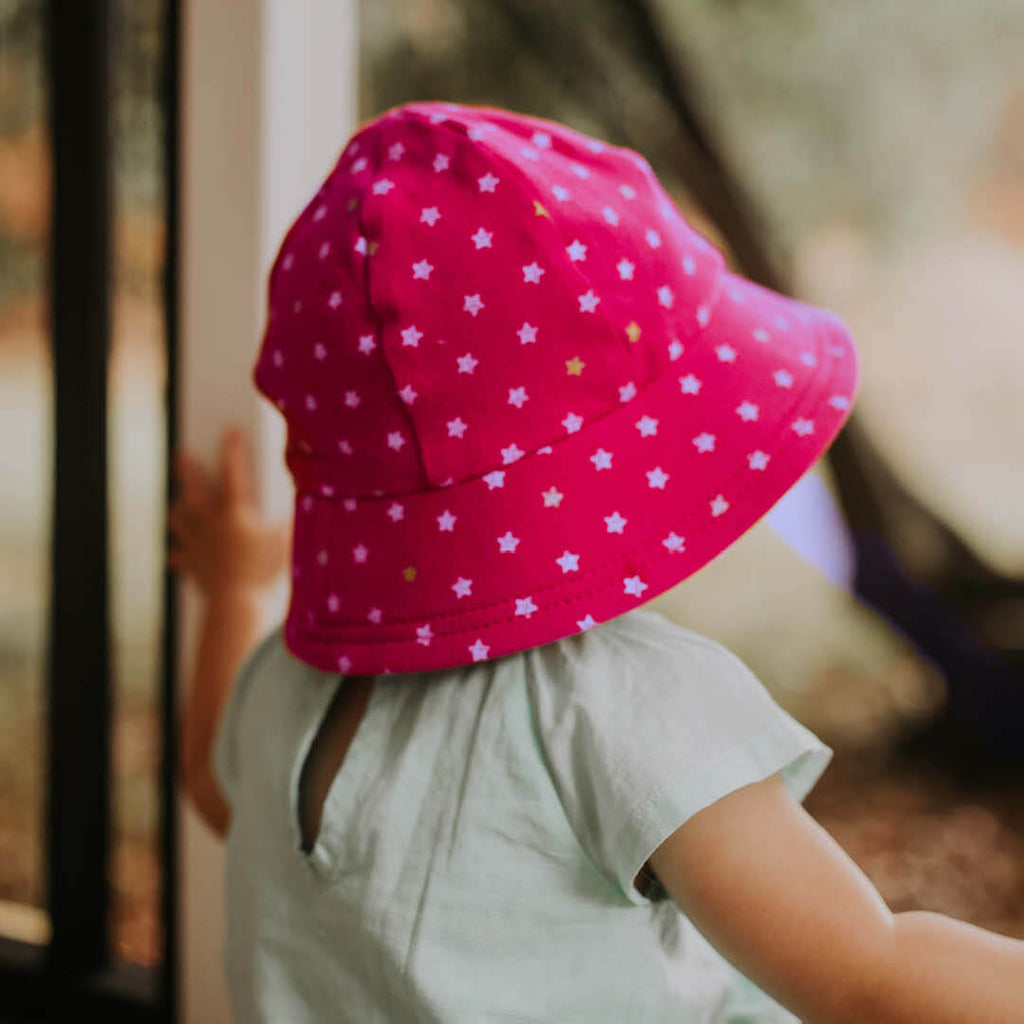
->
[625,321,642,343]
[566,356,585,376]
[403,566,417,582]
[533,199,550,218]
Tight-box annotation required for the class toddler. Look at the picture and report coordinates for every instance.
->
[170,102,1024,1022]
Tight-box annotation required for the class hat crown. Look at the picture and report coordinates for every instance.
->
[255,102,724,499]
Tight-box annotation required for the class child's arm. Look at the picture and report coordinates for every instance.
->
[168,427,290,838]
[648,772,1024,1023]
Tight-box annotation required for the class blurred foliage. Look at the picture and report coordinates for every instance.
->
[360,0,1024,254]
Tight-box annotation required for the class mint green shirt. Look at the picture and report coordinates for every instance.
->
[214,607,830,1022]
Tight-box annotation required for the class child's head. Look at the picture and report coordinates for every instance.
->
[252,101,858,676]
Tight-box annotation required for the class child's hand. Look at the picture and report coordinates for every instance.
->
[168,426,290,598]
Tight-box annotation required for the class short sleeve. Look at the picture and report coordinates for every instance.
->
[525,608,833,906]
[212,626,281,809]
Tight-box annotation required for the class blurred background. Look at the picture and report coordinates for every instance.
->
[1,0,1022,1018]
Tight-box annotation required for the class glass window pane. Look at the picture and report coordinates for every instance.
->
[108,0,167,968]
[0,0,52,947]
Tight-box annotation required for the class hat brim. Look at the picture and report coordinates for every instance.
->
[283,267,859,675]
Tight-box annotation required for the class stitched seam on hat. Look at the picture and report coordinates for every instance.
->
[302,309,847,643]
[353,117,434,490]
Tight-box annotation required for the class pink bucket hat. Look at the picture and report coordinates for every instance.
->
[253,101,859,675]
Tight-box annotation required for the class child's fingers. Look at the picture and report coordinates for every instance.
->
[220,427,253,507]
[174,449,210,510]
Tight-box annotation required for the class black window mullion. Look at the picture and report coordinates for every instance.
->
[43,0,113,975]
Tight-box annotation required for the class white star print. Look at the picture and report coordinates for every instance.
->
[502,443,524,464]
[647,467,669,489]
[471,227,493,249]
[697,306,712,327]
[508,387,529,409]
[522,262,545,284]
[774,369,794,388]
[532,131,551,148]
[515,596,538,618]
[774,315,791,330]
[478,172,499,193]
[337,440,353,455]
[578,290,600,313]
[468,639,490,661]
[662,532,685,553]
[604,511,627,533]
[682,254,696,275]
[483,470,505,490]
[342,497,356,511]
[800,352,817,367]
[457,352,478,374]
[753,327,771,343]
[452,577,473,599]
[645,229,662,248]
[388,142,405,160]
[355,334,374,357]
[497,531,520,553]
[715,344,736,362]
[792,418,815,437]
[693,432,716,453]
[657,285,674,309]
[372,179,395,195]
[829,395,850,410]
[327,593,340,613]
[432,154,449,172]
[542,487,563,507]
[668,340,684,361]
[416,624,433,647]
[577,614,597,630]
[350,157,367,174]
[313,343,326,360]
[517,322,537,344]
[420,206,441,226]
[551,184,570,202]
[437,510,457,532]
[617,259,635,280]
[328,291,343,309]
[387,502,404,522]
[447,417,468,438]
[463,294,484,316]
[398,384,417,405]
[748,450,770,471]
[602,206,620,226]
[619,381,637,402]
[401,325,423,347]
[562,412,583,434]
[337,654,352,672]
[344,390,361,408]
[736,401,759,422]
[566,239,587,261]
[352,544,369,564]
[590,448,613,470]
[520,146,540,161]
[387,431,405,451]
[272,350,284,367]
[368,608,383,624]
[555,551,580,573]
[354,236,368,255]
[710,495,730,517]
[412,259,433,279]
[635,415,659,437]
[623,575,648,598]
[619,184,637,200]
